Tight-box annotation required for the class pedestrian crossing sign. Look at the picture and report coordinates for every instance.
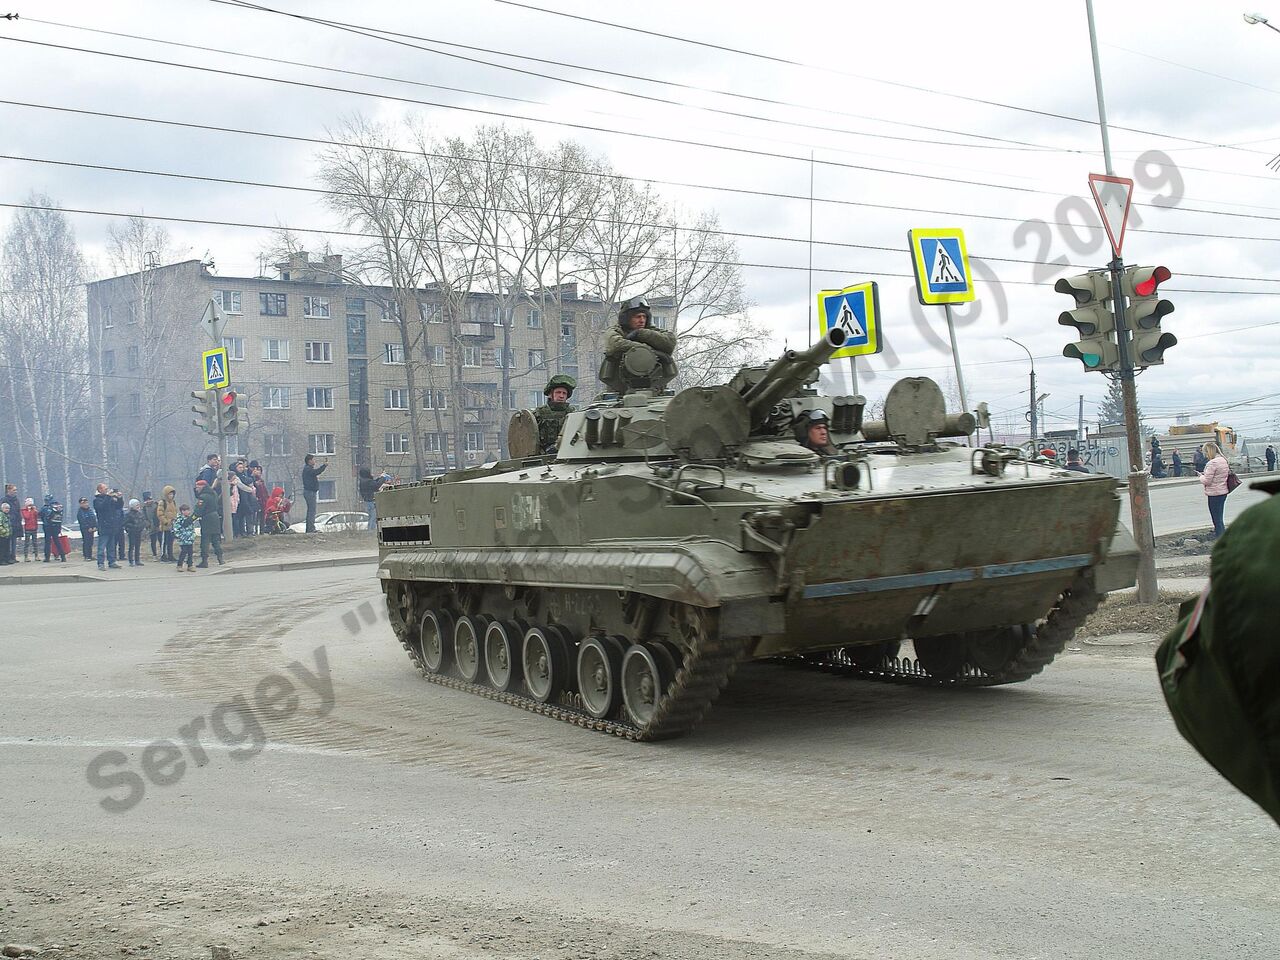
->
[202,347,230,390]
[816,281,882,359]
[908,228,975,305]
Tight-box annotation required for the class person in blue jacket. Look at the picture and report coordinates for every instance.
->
[76,497,97,560]
[38,494,67,562]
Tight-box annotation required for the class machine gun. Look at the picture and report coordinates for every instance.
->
[740,328,848,429]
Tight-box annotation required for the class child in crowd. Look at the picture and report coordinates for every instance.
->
[124,498,147,566]
[20,498,38,561]
[172,504,196,572]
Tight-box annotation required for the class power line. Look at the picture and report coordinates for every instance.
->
[197,1,1066,156]
[8,150,1280,287]
[0,35,1095,200]
[6,198,1280,295]
[4,96,1273,245]
[487,0,1274,156]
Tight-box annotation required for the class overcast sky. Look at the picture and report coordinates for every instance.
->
[3,0,1279,437]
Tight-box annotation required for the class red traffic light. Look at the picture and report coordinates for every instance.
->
[221,391,237,405]
[1133,265,1171,297]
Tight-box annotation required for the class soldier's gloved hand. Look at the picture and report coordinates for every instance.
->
[626,331,639,340]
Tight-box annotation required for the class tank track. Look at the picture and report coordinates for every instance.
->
[384,588,751,742]
[789,570,1101,687]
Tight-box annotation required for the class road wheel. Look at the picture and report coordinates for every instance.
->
[420,609,455,675]
[912,636,966,679]
[577,635,625,719]
[454,615,490,684]
[967,625,1030,675]
[621,642,676,727]
[484,620,524,692]
[523,624,570,703]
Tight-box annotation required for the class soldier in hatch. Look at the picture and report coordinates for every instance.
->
[533,374,577,454]
[601,297,677,394]
[795,409,839,456]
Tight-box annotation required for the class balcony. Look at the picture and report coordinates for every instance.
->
[459,321,496,340]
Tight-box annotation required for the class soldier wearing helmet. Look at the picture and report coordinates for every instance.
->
[533,374,577,454]
[601,296,678,394]
[795,408,838,456]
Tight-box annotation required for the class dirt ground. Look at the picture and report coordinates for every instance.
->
[1077,589,1198,640]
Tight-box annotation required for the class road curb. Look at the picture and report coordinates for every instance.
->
[210,554,377,575]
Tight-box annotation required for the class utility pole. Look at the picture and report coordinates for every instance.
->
[1078,394,1085,443]
[1086,0,1158,602]
[1006,338,1036,447]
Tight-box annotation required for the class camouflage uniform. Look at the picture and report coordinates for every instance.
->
[533,374,576,454]
[603,323,677,360]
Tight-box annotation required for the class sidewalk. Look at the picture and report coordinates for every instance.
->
[0,542,378,585]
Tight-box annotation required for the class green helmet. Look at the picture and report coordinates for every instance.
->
[544,374,577,398]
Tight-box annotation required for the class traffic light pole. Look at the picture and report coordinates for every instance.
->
[214,386,234,543]
[1109,256,1158,603]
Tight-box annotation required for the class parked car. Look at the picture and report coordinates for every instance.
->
[288,511,369,534]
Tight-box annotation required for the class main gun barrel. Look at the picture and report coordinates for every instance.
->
[742,327,848,424]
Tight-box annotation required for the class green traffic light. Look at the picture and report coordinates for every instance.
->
[1082,354,1101,368]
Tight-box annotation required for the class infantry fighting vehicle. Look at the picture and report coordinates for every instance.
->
[376,328,1138,740]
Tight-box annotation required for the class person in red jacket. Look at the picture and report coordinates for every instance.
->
[20,498,39,561]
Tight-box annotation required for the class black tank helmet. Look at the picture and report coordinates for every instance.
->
[617,296,651,326]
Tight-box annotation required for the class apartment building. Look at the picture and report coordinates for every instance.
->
[86,252,670,505]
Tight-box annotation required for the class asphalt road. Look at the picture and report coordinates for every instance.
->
[1,568,1275,959]
[1120,474,1271,536]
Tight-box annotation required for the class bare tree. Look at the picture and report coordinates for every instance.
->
[0,195,89,504]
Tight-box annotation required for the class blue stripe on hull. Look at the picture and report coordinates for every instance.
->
[802,553,1093,600]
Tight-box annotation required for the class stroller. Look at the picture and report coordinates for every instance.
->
[263,487,293,534]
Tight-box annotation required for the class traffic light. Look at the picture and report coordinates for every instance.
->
[1121,265,1177,367]
[1056,271,1119,372]
[191,389,217,433]
[217,390,241,435]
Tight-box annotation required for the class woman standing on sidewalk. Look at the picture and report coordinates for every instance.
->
[1199,441,1230,539]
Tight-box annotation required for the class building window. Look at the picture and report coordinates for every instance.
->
[213,290,242,314]
[384,388,409,410]
[317,479,337,503]
[384,432,411,454]
[347,298,364,314]
[494,348,516,369]
[306,387,334,410]
[424,433,445,453]
[527,308,542,328]
[561,311,575,339]
[222,336,245,361]
[126,345,140,370]
[346,313,367,356]
[650,314,669,330]
[585,311,602,329]
[102,304,114,329]
[263,386,291,409]
[264,434,290,457]
[259,293,287,317]
[422,389,447,410]
[304,340,333,363]
[310,433,336,455]
[527,389,542,408]
[126,302,138,325]
[561,364,579,380]
[528,348,545,369]
[262,337,290,362]
[462,344,481,368]
[428,345,445,366]
[507,390,517,409]
[127,393,141,416]
[102,349,116,374]
[383,343,404,365]
[303,296,331,319]
[104,396,118,418]
[380,301,400,323]
[224,435,245,457]
[464,431,483,452]
[419,302,443,323]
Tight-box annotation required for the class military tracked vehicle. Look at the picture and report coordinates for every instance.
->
[376,328,1138,740]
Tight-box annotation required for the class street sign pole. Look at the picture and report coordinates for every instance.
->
[1110,254,1158,602]
[215,387,233,543]
[942,303,969,423]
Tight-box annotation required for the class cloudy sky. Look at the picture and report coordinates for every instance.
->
[3,0,1279,438]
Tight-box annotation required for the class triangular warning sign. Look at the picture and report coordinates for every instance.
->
[929,243,962,285]
[1088,173,1134,257]
[836,298,866,338]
